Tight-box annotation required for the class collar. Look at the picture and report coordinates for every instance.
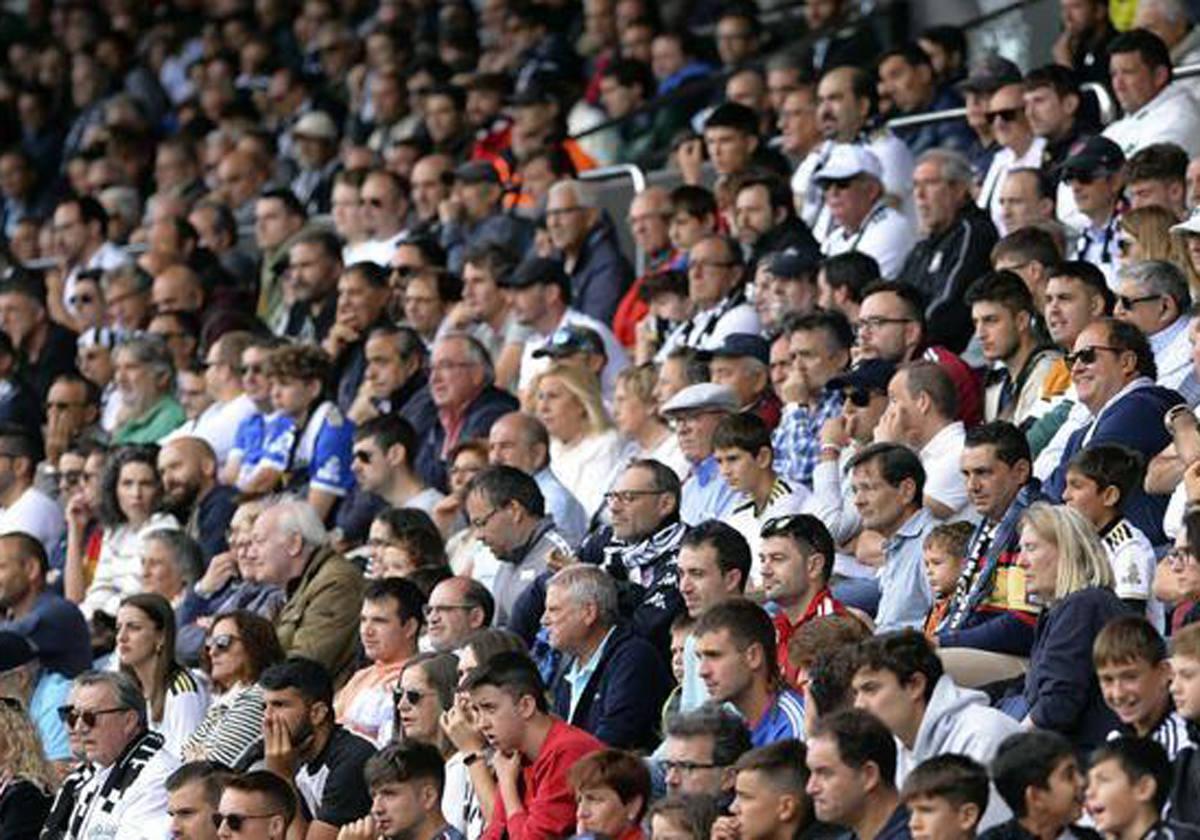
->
[566,626,617,686]
[887,508,931,548]
[1150,314,1188,354]
[693,455,720,484]
[1089,376,1155,424]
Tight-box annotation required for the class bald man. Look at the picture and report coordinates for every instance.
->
[488,412,589,546]
[157,437,238,563]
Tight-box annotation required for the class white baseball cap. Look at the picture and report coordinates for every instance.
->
[815,144,883,184]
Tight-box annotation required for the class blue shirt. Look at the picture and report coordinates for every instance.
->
[29,670,71,760]
[535,467,588,547]
[773,390,845,489]
[260,402,356,496]
[680,456,737,525]
[749,687,806,748]
[564,626,616,719]
[232,411,270,484]
[875,507,936,633]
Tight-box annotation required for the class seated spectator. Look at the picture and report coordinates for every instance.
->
[1087,737,1192,840]
[181,611,283,768]
[996,169,1056,238]
[900,755,990,840]
[545,179,633,325]
[980,732,1091,840]
[715,414,808,569]
[1010,503,1125,749]
[1102,28,1200,159]
[921,523,975,639]
[878,43,974,157]
[1060,137,1126,289]
[0,630,72,762]
[662,703,752,803]
[1093,614,1191,756]
[695,598,805,747]
[648,795,721,840]
[465,650,603,840]
[531,364,622,520]
[403,268,460,349]
[0,697,55,836]
[967,271,1063,427]
[157,436,238,565]
[1113,260,1194,397]
[346,325,437,440]
[164,761,233,840]
[570,750,652,840]
[732,173,820,275]
[214,771,297,840]
[43,671,179,839]
[111,333,186,444]
[223,336,285,492]
[762,247,821,331]
[249,497,365,685]
[817,145,916,279]
[365,509,445,580]
[386,652,458,751]
[897,150,999,353]
[74,445,180,621]
[361,740,464,840]
[710,333,784,432]
[352,415,445,515]
[990,226,1063,313]
[425,576,494,653]
[0,274,79,406]
[115,592,209,758]
[0,333,37,432]
[661,384,740,525]
[805,708,911,840]
[531,324,614,408]
[544,565,670,750]
[658,235,761,357]
[613,188,679,349]
[611,364,689,480]
[440,244,522,388]
[848,443,935,631]
[334,577,423,744]
[0,531,91,677]
[488,412,585,548]
[283,230,342,345]
[1063,445,1160,624]
[817,253,879,325]
[441,161,534,276]
[667,185,720,264]
[324,262,394,414]
[976,80,1046,235]
[1124,143,1189,217]
[851,631,1019,829]
[40,372,104,478]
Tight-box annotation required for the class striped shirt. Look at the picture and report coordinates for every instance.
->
[180,682,265,768]
[1109,708,1194,761]
[750,687,807,747]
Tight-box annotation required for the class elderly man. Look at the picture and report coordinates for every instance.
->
[158,437,238,564]
[0,274,78,405]
[709,333,783,431]
[488,411,588,547]
[416,333,518,492]
[897,149,999,353]
[43,671,179,838]
[288,111,340,215]
[661,383,740,524]
[658,235,761,357]
[1103,28,1200,158]
[1113,260,1195,397]
[544,564,671,750]
[977,80,1047,233]
[248,497,364,686]
[545,179,633,324]
[111,334,185,444]
[216,149,269,230]
[440,161,533,275]
[425,576,494,652]
[817,145,915,279]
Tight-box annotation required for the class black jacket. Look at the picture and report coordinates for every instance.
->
[897,203,998,353]
[979,820,1101,840]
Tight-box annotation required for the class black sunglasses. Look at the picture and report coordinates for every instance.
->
[843,388,875,408]
[761,513,825,543]
[212,813,278,831]
[206,634,241,653]
[57,705,127,728]
[1116,293,1160,310]
[986,107,1022,123]
[395,688,428,705]
[1064,345,1125,368]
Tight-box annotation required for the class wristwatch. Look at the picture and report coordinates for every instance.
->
[464,751,482,767]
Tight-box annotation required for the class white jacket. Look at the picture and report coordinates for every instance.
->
[1103,82,1200,159]
[896,675,1022,831]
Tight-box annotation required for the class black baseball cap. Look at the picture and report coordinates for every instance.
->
[498,257,570,294]
[770,245,821,279]
[1060,136,1125,180]
[710,333,770,365]
[827,359,897,394]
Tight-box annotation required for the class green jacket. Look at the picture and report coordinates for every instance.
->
[275,544,365,687]
[112,396,186,445]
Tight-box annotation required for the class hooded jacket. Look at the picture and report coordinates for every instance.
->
[897,675,1020,831]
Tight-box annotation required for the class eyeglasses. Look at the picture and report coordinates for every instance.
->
[57,705,128,728]
[206,634,241,653]
[1116,293,1161,310]
[857,316,913,332]
[603,489,665,506]
[212,813,278,831]
[986,107,1022,123]
[469,506,504,529]
[843,388,873,408]
[663,759,718,774]
[395,688,429,705]
[1065,345,1125,368]
[423,603,474,618]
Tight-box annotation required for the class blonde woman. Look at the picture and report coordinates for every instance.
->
[1014,502,1126,750]
[612,363,689,480]
[1171,211,1200,295]
[1117,206,1188,268]
[532,364,623,518]
[0,701,54,838]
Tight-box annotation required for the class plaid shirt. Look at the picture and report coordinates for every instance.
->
[772,389,845,488]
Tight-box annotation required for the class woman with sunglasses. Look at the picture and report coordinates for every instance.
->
[377,651,458,749]
[0,701,54,839]
[74,445,180,621]
[116,592,209,758]
[181,610,284,766]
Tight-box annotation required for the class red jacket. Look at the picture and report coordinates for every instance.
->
[773,587,847,688]
[481,719,604,840]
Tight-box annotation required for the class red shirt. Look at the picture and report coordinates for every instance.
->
[772,587,847,687]
[481,719,604,840]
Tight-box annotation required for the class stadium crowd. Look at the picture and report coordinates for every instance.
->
[12,0,1200,840]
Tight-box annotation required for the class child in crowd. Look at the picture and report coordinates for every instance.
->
[901,754,989,840]
[1168,623,1200,825]
[1061,444,1160,629]
[980,731,1098,840]
[1093,614,1192,758]
[922,522,974,639]
[1085,737,1200,840]
[667,184,719,259]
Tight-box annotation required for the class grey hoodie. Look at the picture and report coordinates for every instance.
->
[896,674,1021,830]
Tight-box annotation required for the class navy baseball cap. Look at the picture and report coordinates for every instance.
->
[710,333,770,365]
[1061,136,1125,179]
[826,359,897,394]
[770,246,821,279]
[498,257,570,294]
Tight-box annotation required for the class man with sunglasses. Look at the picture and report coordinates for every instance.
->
[346,169,411,269]
[213,770,296,840]
[351,414,445,516]
[1062,136,1127,289]
[975,80,1046,236]
[44,670,179,840]
[223,335,285,491]
[440,161,533,277]
[1113,260,1196,398]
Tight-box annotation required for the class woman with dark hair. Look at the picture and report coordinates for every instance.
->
[116,592,209,756]
[377,652,458,750]
[366,507,447,578]
[181,610,285,766]
[72,445,179,620]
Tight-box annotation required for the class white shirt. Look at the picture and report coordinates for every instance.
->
[656,296,761,359]
[0,485,64,553]
[728,479,810,586]
[795,133,916,240]
[821,201,916,279]
[519,309,628,400]
[977,137,1047,235]
[344,231,405,268]
[162,392,258,466]
[69,744,179,840]
[1150,315,1194,395]
[549,429,624,519]
[918,421,971,519]
[1104,82,1200,159]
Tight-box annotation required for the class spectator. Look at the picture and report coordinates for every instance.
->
[659,235,760,356]
[441,161,533,276]
[213,771,296,840]
[53,196,129,326]
[352,415,445,514]
[1053,0,1116,85]
[180,610,284,768]
[222,336,284,492]
[1113,261,1194,395]
[348,326,437,443]
[569,749,652,840]
[111,333,186,445]
[283,230,343,345]
[1103,29,1200,159]
[977,81,1046,234]
[249,497,365,685]
[386,651,458,751]
[612,363,689,479]
[996,170,1057,237]
[899,755,989,840]
[0,629,71,762]
[732,173,820,274]
[991,226,1063,312]
[347,169,411,268]
[648,795,721,840]
[326,262,394,415]
[981,732,1089,840]
[544,180,632,325]
[710,333,783,432]
[356,740,464,840]
[0,426,63,553]
[0,531,90,677]
[1012,503,1125,749]
[958,56,1021,185]
[764,247,822,329]
[158,437,238,565]
[660,383,740,525]
[613,188,679,349]
[1061,137,1126,289]
[425,576,494,653]
[530,324,614,407]
[878,43,974,157]
[922,523,977,639]
[1125,143,1189,216]
[662,703,752,802]
[165,761,233,840]
[363,508,448,580]
[817,252,877,326]
[718,739,825,840]
[289,111,340,215]
[441,244,521,386]
[0,274,78,407]
[817,146,916,280]
[253,189,309,333]
[1085,737,1187,840]
[545,564,670,749]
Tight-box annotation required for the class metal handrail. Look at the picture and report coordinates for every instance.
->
[580,164,647,193]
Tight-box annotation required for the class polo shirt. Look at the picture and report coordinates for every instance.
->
[112,395,186,444]
[875,508,936,633]
[564,627,616,719]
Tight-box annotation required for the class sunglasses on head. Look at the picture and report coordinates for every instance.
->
[986,107,1022,123]
[212,813,278,831]
[760,513,826,545]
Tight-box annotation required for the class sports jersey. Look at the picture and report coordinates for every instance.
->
[258,401,355,496]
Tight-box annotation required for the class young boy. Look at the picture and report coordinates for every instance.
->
[922,522,975,639]
[713,413,808,587]
[1168,623,1200,825]
[1061,444,1161,629]
[1093,614,1192,759]
[901,754,990,840]
[667,184,719,260]
[1085,737,1200,840]
[979,732,1098,840]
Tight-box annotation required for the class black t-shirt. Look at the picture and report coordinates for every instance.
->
[295,726,375,827]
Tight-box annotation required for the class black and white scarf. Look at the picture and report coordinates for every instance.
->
[606,521,687,588]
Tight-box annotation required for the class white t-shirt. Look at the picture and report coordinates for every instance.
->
[918,422,971,519]
[162,393,258,467]
[549,429,625,519]
[0,485,64,553]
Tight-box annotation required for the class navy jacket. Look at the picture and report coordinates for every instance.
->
[565,216,634,325]
[415,385,519,491]
[550,623,672,751]
[893,87,976,158]
[1024,587,1128,752]
[1044,381,1182,545]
